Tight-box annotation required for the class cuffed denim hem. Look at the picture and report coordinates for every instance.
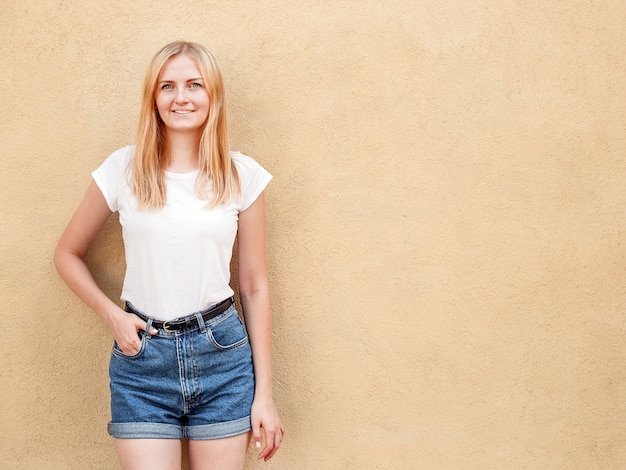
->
[108,422,183,439]
[186,416,252,440]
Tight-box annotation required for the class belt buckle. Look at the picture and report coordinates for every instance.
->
[162,320,175,331]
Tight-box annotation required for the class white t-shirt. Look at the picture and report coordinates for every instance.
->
[92,145,272,320]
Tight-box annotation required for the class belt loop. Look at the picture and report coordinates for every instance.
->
[144,318,154,339]
[195,311,207,333]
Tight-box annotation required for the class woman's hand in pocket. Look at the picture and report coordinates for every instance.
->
[107,307,158,355]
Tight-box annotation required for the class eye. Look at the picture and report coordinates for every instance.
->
[190,82,203,88]
[161,83,174,90]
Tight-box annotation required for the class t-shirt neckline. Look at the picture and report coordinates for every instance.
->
[164,169,199,179]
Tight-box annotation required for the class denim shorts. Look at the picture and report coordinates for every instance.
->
[108,303,254,440]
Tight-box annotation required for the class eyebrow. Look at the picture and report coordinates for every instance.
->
[158,78,204,84]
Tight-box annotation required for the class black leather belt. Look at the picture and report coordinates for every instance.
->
[125,297,234,331]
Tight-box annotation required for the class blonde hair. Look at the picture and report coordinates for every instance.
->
[132,41,240,208]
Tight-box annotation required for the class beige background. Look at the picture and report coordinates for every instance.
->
[2,1,626,468]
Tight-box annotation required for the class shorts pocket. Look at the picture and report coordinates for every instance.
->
[206,310,249,351]
[112,331,148,359]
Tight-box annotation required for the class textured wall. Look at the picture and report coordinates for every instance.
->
[2,1,626,468]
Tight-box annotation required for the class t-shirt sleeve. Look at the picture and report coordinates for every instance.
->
[234,152,273,211]
[91,146,132,212]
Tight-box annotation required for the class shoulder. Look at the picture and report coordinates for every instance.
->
[106,145,134,167]
[91,146,135,211]
[229,151,273,210]
[231,151,271,179]
[230,150,272,181]
[92,146,134,188]
[94,145,134,177]
[231,150,272,179]
[231,150,263,171]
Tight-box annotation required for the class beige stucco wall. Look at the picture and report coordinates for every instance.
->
[2,1,626,468]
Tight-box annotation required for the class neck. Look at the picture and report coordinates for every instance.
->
[164,132,201,172]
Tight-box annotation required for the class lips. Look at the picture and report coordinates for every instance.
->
[173,110,194,115]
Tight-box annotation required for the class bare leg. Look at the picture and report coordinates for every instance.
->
[115,439,182,470]
[188,432,251,470]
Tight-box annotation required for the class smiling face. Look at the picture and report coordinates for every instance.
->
[155,54,210,138]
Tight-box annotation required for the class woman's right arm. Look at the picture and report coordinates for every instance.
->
[54,180,155,354]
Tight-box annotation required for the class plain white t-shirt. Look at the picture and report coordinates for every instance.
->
[92,145,272,320]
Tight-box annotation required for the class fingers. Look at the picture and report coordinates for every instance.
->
[146,323,159,336]
[252,421,263,451]
[250,398,285,461]
[269,422,285,460]
[131,314,158,336]
[114,312,157,355]
[117,332,141,355]
[256,420,285,461]
[117,336,141,355]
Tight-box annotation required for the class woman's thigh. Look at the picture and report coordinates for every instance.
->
[115,438,182,470]
[188,432,251,470]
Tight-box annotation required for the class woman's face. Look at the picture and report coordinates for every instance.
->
[155,54,210,137]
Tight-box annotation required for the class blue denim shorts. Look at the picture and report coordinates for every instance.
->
[108,303,254,440]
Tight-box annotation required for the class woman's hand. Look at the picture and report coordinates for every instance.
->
[106,307,158,355]
[251,395,285,461]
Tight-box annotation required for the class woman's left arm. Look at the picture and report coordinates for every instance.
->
[237,192,284,461]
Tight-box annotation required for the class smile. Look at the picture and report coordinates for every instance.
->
[173,110,194,115]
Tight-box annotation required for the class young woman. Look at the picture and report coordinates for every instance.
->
[54,41,284,470]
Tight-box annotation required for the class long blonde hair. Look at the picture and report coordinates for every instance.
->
[131,41,240,208]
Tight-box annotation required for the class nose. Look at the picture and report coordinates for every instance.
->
[174,87,188,104]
